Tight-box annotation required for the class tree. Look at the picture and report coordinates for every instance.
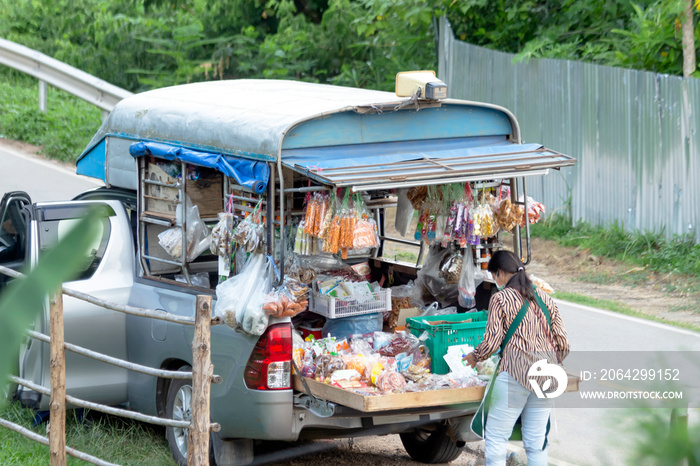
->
[682,0,696,77]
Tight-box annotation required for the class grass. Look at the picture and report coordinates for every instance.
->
[0,401,175,465]
[553,291,700,333]
[530,215,700,278]
[0,73,102,163]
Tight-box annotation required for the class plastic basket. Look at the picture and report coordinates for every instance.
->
[309,289,391,319]
[407,312,488,375]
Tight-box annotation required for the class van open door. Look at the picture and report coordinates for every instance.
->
[16,200,134,409]
[0,191,31,287]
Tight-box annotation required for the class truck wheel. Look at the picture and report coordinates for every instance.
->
[399,421,463,464]
[165,375,192,466]
[165,366,216,466]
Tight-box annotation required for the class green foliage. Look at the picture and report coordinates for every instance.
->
[530,214,700,277]
[448,0,691,76]
[0,211,100,394]
[0,79,101,162]
[625,409,700,465]
[0,403,174,465]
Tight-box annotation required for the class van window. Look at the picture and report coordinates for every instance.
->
[0,198,29,264]
[38,206,113,281]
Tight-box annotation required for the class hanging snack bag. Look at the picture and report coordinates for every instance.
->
[303,194,319,236]
[322,214,341,254]
[520,195,546,226]
[210,211,236,277]
[232,199,265,253]
[313,193,330,237]
[472,198,498,238]
[458,245,478,308]
[439,244,463,285]
[492,197,523,232]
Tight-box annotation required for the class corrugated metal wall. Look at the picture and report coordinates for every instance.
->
[438,17,700,241]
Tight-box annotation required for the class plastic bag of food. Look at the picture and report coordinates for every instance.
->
[375,370,407,393]
[315,354,346,383]
[520,196,546,226]
[420,302,457,316]
[232,210,264,253]
[322,215,341,254]
[406,186,428,210]
[439,244,463,285]
[492,197,523,233]
[458,245,477,309]
[472,203,498,239]
[303,194,320,236]
[416,245,459,307]
[214,253,273,335]
[353,218,379,249]
[210,211,236,276]
[395,188,414,237]
[378,331,420,357]
[158,197,210,262]
[530,274,554,293]
[263,276,310,318]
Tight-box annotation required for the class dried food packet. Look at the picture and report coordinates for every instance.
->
[313,193,330,237]
[304,195,318,236]
[322,215,341,254]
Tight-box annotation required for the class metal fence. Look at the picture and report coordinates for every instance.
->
[438,17,700,242]
[0,38,132,118]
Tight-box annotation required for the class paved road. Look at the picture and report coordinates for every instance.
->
[524,300,700,465]
[3,143,699,465]
[0,141,102,201]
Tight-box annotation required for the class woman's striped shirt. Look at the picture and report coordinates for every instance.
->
[472,286,570,392]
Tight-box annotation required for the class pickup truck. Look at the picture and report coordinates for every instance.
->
[0,77,575,465]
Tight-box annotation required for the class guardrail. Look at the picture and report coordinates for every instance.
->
[0,38,132,117]
[0,264,220,466]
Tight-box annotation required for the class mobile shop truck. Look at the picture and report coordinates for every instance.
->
[0,74,576,465]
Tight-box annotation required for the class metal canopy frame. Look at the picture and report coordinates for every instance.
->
[286,147,575,190]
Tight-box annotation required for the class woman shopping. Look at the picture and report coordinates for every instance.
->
[463,250,570,466]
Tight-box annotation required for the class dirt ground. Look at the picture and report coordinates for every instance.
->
[527,237,700,327]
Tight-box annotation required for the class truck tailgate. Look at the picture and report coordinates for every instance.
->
[294,373,581,413]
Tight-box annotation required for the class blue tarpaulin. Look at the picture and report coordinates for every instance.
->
[129,141,269,194]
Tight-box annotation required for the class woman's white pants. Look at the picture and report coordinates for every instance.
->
[485,371,553,466]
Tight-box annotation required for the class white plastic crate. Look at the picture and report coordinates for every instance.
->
[309,289,391,319]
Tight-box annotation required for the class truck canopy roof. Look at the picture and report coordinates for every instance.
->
[77,79,575,190]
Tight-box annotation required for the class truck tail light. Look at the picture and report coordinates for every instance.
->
[244,323,292,390]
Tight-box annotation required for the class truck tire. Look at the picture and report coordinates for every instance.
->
[399,421,464,464]
[165,366,216,466]
[165,374,193,466]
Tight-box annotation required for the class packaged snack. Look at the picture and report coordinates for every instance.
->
[472,203,498,238]
[438,246,463,285]
[375,370,407,393]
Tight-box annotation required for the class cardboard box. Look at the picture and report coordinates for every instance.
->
[145,163,180,217]
[186,175,223,218]
[397,307,422,327]
[144,162,223,219]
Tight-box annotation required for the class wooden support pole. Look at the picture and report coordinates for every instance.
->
[49,290,66,466]
[188,295,213,466]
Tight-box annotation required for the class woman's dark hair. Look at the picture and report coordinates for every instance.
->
[487,250,535,301]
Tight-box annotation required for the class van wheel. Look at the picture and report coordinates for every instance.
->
[399,421,463,463]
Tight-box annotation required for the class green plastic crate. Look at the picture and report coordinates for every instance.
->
[407,311,488,375]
